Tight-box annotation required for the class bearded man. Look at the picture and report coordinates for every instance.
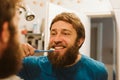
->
[18,12,108,80]
[0,0,23,79]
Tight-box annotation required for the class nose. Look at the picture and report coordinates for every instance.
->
[53,34,62,44]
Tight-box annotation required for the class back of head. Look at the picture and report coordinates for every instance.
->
[0,0,20,33]
[50,12,85,40]
[0,0,23,79]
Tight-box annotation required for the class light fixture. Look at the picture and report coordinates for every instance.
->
[19,4,35,21]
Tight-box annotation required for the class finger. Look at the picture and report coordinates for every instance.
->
[22,43,30,56]
[20,45,26,58]
[26,43,35,56]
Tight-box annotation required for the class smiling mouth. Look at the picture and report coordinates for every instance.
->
[52,46,66,51]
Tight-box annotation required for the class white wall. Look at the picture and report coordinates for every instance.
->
[56,0,112,17]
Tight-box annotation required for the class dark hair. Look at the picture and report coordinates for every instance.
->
[0,0,20,34]
[0,0,22,78]
[50,12,85,40]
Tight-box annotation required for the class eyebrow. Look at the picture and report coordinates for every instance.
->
[62,29,72,33]
[51,28,72,32]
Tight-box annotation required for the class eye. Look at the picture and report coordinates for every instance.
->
[50,31,56,35]
[63,32,70,35]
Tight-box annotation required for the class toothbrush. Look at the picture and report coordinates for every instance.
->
[34,48,55,53]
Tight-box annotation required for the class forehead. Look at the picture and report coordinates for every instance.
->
[51,21,75,31]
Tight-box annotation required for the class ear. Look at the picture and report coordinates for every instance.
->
[1,22,10,43]
[77,38,85,47]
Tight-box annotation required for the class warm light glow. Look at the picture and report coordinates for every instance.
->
[57,1,61,5]
[77,0,80,3]
[50,0,54,3]
[33,1,37,5]
[40,2,44,7]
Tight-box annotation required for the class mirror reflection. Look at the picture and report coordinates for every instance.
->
[17,0,118,80]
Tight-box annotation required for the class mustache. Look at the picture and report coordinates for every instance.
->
[50,43,66,48]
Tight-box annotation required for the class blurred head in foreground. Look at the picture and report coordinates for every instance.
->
[0,0,23,78]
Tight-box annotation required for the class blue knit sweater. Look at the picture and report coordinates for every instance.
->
[18,55,108,80]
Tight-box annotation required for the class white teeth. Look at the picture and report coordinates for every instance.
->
[55,47,63,50]
[49,48,55,51]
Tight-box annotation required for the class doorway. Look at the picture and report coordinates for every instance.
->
[90,17,116,80]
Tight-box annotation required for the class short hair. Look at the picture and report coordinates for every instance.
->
[50,12,85,40]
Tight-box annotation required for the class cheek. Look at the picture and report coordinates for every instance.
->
[66,38,76,45]
[49,38,54,43]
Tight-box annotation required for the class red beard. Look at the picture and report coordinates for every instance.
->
[0,21,23,78]
[47,41,79,69]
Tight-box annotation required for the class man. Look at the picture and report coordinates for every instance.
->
[18,12,108,80]
[0,0,23,79]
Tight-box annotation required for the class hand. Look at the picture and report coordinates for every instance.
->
[21,43,35,57]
